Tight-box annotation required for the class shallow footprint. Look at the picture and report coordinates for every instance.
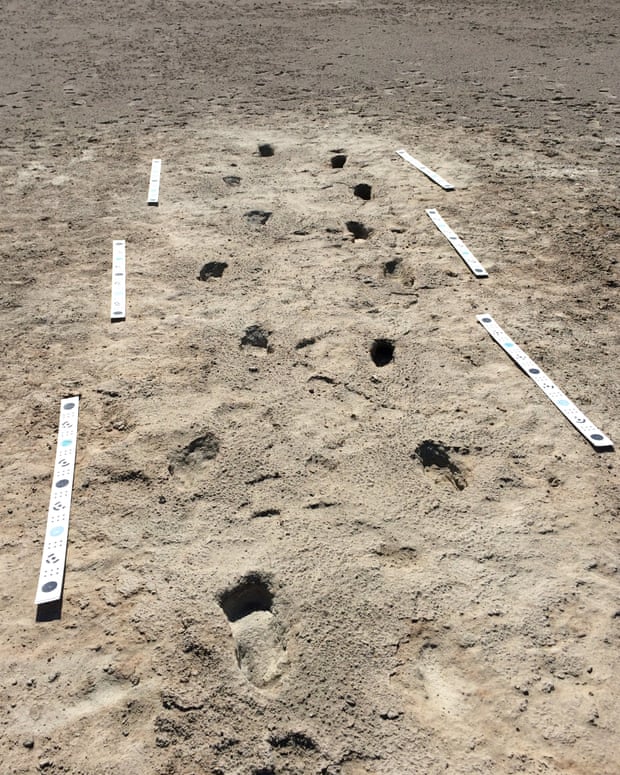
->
[218,573,288,689]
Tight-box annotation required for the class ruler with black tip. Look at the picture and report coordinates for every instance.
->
[110,240,126,321]
[396,149,455,190]
[35,397,80,605]
[477,315,612,450]
[426,209,488,277]
[147,158,161,205]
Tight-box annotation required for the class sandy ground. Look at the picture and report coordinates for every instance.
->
[1,1,619,773]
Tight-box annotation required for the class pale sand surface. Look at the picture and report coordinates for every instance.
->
[1,2,619,773]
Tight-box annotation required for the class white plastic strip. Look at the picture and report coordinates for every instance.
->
[147,158,161,205]
[396,148,455,190]
[426,208,488,277]
[110,239,126,322]
[477,315,613,450]
[35,397,80,605]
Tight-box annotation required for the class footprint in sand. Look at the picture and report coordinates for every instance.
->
[218,573,288,689]
[330,151,347,168]
[412,439,468,491]
[370,338,395,367]
[168,431,219,477]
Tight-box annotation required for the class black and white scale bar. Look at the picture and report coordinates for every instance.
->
[396,149,455,191]
[35,397,80,605]
[477,315,613,450]
[147,158,161,205]
[110,240,126,321]
[426,209,488,277]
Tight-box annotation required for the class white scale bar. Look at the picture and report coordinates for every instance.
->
[147,158,161,205]
[426,208,488,277]
[396,148,455,191]
[110,239,126,321]
[35,397,80,605]
[477,315,613,450]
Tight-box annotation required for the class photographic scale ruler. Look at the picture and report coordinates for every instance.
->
[477,315,613,450]
[396,148,455,191]
[110,239,126,322]
[147,158,161,206]
[35,397,80,605]
[426,208,488,277]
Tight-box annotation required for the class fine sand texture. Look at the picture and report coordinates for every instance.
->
[1,1,619,773]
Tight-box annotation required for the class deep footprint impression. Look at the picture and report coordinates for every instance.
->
[198,261,228,280]
[218,573,288,689]
[353,183,372,200]
[370,338,394,366]
[241,324,271,349]
[244,209,272,226]
[413,439,468,490]
[345,220,372,240]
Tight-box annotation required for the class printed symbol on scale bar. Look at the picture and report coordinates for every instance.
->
[41,581,58,593]
[50,526,64,537]
[63,402,75,410]
[55,479,70,488]
[61,439,72,447]
[591,433,604,441]
[46,553,60,564]
[52,501,63,511]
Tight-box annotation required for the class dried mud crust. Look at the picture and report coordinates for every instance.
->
[1,1,619,774]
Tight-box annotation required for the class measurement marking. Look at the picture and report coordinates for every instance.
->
[396,148,455,190]
[477,315,613,450]
[35,397,80,605]
[147,158,161,206]
[110,240,126,322]
[426,209,488,277]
